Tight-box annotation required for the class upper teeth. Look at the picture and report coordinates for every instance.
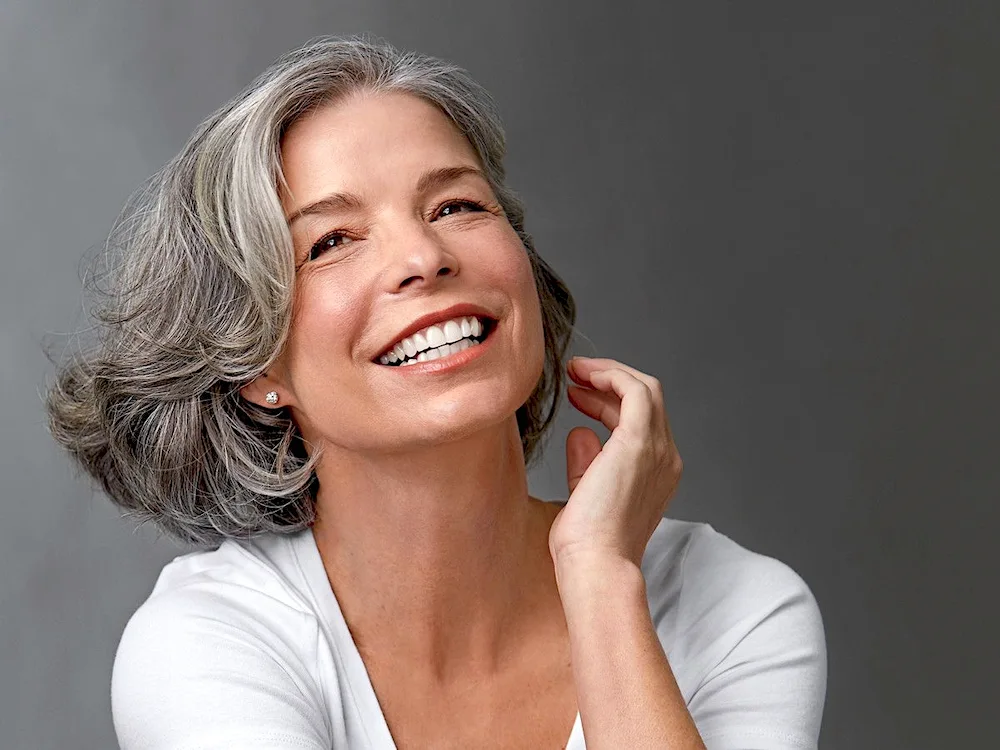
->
[379,316,485,365]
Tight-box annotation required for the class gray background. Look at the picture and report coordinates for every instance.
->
[1,1,997,748]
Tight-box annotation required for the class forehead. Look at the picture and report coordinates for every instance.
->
[279,91,481,203]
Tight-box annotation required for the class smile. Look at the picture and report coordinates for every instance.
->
[377,315,495,367]
[380,320,498,375]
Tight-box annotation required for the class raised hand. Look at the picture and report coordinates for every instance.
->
[548,357,684,569]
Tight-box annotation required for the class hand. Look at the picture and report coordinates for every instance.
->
[548,357,684,569]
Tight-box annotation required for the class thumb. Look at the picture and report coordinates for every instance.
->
[566,426,603,494]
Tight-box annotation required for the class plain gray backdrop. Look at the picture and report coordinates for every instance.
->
[2,1,997,748]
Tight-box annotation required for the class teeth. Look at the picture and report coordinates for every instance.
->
[426,325,446,348]
[388,337,478,366]
[443,320,462,344]
[379,315,490,365]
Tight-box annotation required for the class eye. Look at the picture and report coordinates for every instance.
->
[434,199,486,219]
[309,231,354,261]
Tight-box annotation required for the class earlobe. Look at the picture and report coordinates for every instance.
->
[240,374,282,409]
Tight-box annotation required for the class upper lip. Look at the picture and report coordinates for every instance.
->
[373,302,497,361]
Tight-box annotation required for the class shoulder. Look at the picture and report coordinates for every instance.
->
[146,529,316,611]
[642,519,827,747]
[641,519,825,676]
[112,531,336,749]
[642,518,822,634]
[115,530,323,681]
[120,532,318,651]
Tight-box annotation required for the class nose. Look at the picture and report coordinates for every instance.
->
[383,220,459,292]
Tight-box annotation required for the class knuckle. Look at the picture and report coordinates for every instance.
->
[636,382,655,406]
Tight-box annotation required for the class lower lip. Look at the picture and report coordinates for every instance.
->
[378,324,497,375]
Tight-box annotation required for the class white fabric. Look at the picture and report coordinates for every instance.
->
[111,512,827,749]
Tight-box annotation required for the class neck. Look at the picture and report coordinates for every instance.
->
[310,417,563,687]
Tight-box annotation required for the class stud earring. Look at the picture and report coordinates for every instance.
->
[265,391,279,405]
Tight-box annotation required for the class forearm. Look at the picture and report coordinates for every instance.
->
[555,553,706,750]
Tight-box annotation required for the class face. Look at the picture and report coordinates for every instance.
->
[244,91,545,456]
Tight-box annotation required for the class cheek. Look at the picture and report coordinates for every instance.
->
[285,273,366,381]
[488,238,546,375]
[487,232,540,309]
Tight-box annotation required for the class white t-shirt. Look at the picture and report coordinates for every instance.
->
[111,512,827,750]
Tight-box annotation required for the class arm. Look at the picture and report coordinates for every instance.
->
[555,550,707,750]
[553,357,825,748]
[557,542,828,750]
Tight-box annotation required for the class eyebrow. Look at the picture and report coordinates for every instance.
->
[285,165,488,226]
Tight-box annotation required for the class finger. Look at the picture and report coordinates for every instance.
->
[567,384,622,430]
[585,367,656,440]
[569,357,664,406]
[566,426,603,494]
[570,357,673,439]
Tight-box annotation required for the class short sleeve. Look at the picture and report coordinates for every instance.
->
[111,586,334,750]
[684,535,828,750]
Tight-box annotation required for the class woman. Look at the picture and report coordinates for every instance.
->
[47,35,826,749]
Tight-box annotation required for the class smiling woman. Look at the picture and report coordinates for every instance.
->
[47,39,574,545]
[241,89,552,460]
[45,35,826,750]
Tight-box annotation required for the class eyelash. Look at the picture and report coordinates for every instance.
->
[308,199,488,260]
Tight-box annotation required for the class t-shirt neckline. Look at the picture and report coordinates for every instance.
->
[291,524,584,749]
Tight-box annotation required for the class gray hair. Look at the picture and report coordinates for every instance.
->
[45,34,576,548]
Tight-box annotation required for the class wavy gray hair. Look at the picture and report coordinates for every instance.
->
[46,34,576,548]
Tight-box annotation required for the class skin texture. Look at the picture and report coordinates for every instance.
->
[242,91,701,748]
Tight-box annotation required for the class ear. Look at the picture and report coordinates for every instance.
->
[240,371,287,409]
